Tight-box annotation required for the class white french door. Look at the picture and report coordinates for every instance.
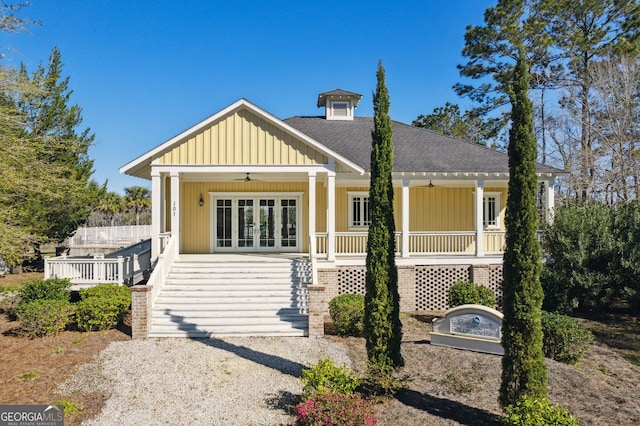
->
[212,195,299,252]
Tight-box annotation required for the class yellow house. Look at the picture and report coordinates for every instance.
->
[121,89,565,338]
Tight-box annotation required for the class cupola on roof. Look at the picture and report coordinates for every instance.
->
[317,89,362,121]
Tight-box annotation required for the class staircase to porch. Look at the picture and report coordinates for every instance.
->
[148,255,311,337]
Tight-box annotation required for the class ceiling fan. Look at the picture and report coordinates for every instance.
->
[415,180,435,188]
[233,172,260,182]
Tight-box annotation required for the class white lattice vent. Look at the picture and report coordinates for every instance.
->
[337,266,367,295]
[415,265,471,311]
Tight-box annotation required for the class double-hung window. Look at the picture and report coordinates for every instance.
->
[349,192,370,229]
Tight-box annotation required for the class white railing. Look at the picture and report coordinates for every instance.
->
[308,237,318,287]
[313,231,500,257]
[44,239,152,286]
[67,225,152,247]
[484,231,506,255]
[148,234,178,303]
[409,232,476,255]
[45,255,127,285]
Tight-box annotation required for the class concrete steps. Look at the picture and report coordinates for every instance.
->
[149,256,311,337]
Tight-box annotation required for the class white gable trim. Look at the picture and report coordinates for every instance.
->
[119,99,364,177]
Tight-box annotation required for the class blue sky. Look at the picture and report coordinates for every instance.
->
[2,1,493,194]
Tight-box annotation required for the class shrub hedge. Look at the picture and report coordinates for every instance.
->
[74,284,131,331]
[18,278,71,304]
[15,299,72,337]
[502,397,578,425]
[448,281,495,308]
[541,311,593,364]
[329,294,365,337]
[301,358,361,398]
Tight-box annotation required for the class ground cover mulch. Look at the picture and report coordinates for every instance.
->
[332,314,640,425]
[0,313,130,425]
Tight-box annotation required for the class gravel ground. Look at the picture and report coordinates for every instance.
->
[59,337,351,425]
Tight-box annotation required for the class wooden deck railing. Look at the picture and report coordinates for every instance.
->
[44,239,152,287]
[45,255,128,285]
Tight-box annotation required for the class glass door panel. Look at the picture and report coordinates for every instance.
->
[281,199,297,248]
[216,199,232,248]
[237,199,254,248]
[258,199,276,248]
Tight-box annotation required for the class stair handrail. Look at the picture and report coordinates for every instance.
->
[308,235,318,287]
[148,234,178,303]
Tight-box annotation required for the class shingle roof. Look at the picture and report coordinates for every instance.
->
[283,116,564,174]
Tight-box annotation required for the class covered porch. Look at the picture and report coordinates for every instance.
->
[149,168,556,263]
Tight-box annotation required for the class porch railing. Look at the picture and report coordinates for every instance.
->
[148,234,179,303]
[314,231,509,257]
[44,239,152,286]
[45,255,128,285]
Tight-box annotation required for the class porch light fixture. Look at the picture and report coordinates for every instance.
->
[199,194,204,207]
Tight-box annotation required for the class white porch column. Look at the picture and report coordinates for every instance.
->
[170,171,181,253]
[327,171,336,261]
[401,179,410,258]
[308,172,316,254]
[151,170,162,260]
[475,179,485,257]
[160,173,166,234]
[545,178,555,225]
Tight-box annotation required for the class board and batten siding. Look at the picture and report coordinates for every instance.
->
[409,186,506,231]
[158,109,328,166]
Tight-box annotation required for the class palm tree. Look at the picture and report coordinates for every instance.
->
[96,192,125,226]
[124,186,151,226]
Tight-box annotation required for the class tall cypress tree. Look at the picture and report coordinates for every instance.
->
[499,49,547,407]
[363,61,403,371]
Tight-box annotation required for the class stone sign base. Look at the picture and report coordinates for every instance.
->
[430,304,504,355]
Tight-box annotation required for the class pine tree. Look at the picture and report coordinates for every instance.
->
[14,47,100,250]
[500,49,547,407]
[363,61,403,371]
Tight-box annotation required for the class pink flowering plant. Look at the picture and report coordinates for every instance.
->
[293,392,377,426]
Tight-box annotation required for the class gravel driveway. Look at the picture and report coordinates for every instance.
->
[59,337,352,425]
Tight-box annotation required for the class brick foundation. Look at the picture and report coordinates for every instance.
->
[470,264,491,287]
[307,285,326,338]
[130,285,152,340]
[398,265,416,312]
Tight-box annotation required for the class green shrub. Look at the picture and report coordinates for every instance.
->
[0,293,21,317]
[18,278,71,305]
[301,358,361,398]
[15,299,72,337]
[294,393,377,426]
[540,203,616,314]
[364,361,404,398]
[74,284,131,331]
[80,284,131,310]
[541,311,593,364]
[448,281,495,308]
[502,397,578,425]
[329,294,365,336]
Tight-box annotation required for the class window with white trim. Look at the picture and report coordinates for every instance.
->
[332,102,348,117]
[349,192,370,228]
[483,193,501,228]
